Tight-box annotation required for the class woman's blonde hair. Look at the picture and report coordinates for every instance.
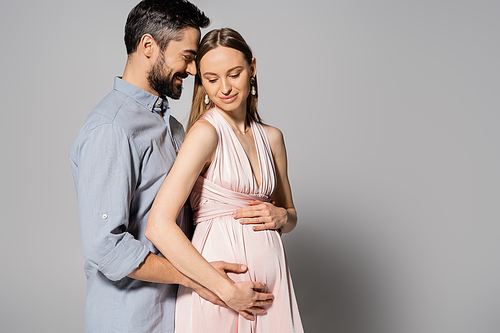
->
[187,28,262,132]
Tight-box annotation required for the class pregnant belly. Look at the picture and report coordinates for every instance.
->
[191,215,285,290]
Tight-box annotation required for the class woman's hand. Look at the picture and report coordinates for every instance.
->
[188,261,272,320]
[220,280,274,316]
[235,200,288,232]
[211,261,270,320]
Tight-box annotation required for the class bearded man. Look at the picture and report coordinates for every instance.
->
[69,1,272,332]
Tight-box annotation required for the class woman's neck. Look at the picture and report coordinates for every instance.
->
[214,106,249,133]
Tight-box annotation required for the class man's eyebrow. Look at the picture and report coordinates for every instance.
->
[185,49,197,56]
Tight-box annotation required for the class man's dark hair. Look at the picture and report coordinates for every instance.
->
[125,0,210,54]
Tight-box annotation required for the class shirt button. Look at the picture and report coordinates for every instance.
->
[147,104,151,108]
[102,214,108,220]
[156,100,162,105]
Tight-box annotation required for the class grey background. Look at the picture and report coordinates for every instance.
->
[1,0,499,332]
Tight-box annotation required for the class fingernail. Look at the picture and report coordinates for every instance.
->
[240,264,247,270]
[232,212,238,218]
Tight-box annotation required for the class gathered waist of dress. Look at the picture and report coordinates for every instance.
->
[191,176,269,224]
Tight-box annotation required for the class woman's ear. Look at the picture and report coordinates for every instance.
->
[250,57,257,77]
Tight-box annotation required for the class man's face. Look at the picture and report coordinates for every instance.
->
[147,27,201,99]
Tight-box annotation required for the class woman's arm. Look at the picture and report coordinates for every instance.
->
[237,125,298,233]
[145,120,273,313]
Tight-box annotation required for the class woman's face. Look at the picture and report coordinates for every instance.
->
[199,46,256,114]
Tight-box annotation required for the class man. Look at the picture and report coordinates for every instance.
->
[70,1,285,332]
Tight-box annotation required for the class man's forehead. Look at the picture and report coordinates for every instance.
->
[178,27,201,42]
[169,28,200,51]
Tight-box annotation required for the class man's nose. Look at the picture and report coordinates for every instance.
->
[187,60,197,76]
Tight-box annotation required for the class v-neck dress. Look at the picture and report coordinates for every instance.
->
[174,108,303,333]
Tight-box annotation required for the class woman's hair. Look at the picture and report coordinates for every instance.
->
[187,28,262,131]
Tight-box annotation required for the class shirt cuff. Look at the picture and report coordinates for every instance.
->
[98,233,151,281]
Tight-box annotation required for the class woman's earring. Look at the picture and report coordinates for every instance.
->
[250,77,256,96]
[204,93,210,105]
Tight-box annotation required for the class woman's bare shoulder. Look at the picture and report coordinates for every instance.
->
[186,118,218,143]
[262,123,284,147]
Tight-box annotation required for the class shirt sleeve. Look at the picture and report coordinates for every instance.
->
[73,123,150,281]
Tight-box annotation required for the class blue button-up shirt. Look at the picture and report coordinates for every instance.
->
[69,77,191,332]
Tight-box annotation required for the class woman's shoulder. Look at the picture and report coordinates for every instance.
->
[186,118,218,143]
[261,123,284,146]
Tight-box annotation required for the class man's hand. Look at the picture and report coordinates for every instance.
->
[234,201,288,232]
[210,261,247,281]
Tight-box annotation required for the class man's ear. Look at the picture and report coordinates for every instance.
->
[138,34,157,59]
[250,57,257,77]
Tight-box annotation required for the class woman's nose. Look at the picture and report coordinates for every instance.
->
[221,79,232,95]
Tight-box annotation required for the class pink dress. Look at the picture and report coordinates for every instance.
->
[175,108,303,333]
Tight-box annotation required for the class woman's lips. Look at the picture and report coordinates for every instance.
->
[219,94,238,103]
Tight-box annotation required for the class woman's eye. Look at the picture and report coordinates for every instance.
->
[208,79,217,83]
[230,73,240,79]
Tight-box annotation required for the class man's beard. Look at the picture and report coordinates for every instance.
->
[147,53,187,100]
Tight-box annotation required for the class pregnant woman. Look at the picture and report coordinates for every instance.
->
[146,28,303,333]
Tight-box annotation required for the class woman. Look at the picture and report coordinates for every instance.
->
[146,28,303,332]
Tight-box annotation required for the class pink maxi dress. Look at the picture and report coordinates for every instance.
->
[175,108,303,333]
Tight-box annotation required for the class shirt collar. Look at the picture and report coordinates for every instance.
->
[113,77,170,119]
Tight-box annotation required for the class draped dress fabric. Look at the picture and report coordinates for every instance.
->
[175,108,303,333]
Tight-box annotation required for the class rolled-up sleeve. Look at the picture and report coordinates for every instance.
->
[72,123,150,281]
